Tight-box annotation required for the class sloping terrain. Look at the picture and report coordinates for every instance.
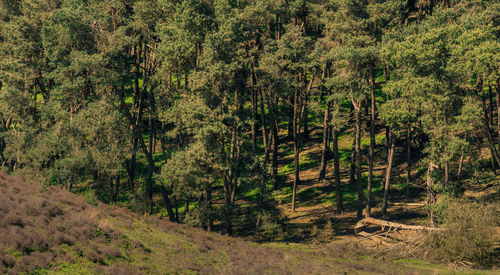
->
[0,171,494,274]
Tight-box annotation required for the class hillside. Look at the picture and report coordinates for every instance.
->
[0,171,496,275]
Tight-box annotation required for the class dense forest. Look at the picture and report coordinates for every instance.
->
[0,0,499,270]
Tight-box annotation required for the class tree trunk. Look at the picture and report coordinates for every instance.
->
[159,185,176,222]
[206,185,213,231]
[147,93,156,214]
[319,98,331,182]
[457,153,464,179]
[351,95,364,220]
[381,131,395,215]
[355,217,445,234]
[288,95,294,140]
[259,89,268,155]
[109,175,120,204]
[292,86,301,212]
[349,134,356,187]
[482,87,500,171]
[489,86,493,127]
[426,162,439,227]
[272,117,279,189]
[302,106,309,141]
[496,79,500,142]
[251,79,258,151]
[173,195,179,222]
[332,129,343,214]
[366,72,376,218]
[184,200,189,214]
[444,161,449,185]
[406,125,411,200]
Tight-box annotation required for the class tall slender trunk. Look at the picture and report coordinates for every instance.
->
[381,131,395,215]
[366,72,376,218]
[109,176,120,204]
[489,86,494,126]
[302,106,309,141]
[444,161,449,186]
[384,63,391,161]
[319,97,331,181]
[426,162,439,227]
[349,134,356,187]
[496,79,500,141]
[272,113,279,189]
[332,129,343,214]
[406,125,412,200]
[351,95,364,220]
[482,86,500,171]
[206,185,213,231]
[251,80,258,151]
[349,102,356,187]
[457,154,464,179]
[259,89,268,155]
[288,96,294,140]
[147,87,156,214]
[292,86,301,212]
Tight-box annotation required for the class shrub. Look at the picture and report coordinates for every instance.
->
[184,202,214,228]
[311,220,335,244]
[0,254,16,267]
[84,189,99,206]
[86,249,104,263]
[255,207,284,235]
[425,199,499,266]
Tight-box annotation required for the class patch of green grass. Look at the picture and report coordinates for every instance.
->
[278,154,320,176]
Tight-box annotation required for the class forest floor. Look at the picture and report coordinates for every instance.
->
[234,123,500,271]
[0,172,497,274]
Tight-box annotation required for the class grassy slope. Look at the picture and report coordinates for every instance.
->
[0,172,493,274]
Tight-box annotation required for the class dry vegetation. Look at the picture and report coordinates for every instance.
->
[1,171,498,274]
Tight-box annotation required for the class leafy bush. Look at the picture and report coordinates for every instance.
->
[183,202,214,228]
[255,208,284,235]
[425,199,499,266]
[311,220,335,244]
[84,189,99,206]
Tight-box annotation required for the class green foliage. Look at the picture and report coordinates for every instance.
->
[0,1,498,262]
[426,199,499,266]
[84,189,98,206]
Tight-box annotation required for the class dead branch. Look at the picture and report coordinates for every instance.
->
[354,217,445,235]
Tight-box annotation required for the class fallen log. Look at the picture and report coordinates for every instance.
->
[354,217,445,234]
[391,202,425,207]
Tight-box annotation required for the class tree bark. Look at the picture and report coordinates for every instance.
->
[318,97,331,182]
[206,185,213,231]
[159,185,177,222]
[482,87,500,171]
[292,85,300,212]
[457,153,464,179]
[496,79,500,142]
[426,162,439,227]
[349,134,356,187]
[381,130,395,215]
[489,86,493,127]
[259,88,268,155]
[251,74,258,151]
[272,114,279,189]
[287,95,294,140]
[351,95,364,220]
[406,125,411,200]
[366,71,376,218]
[355,217,445,234]
[332,129,343,214]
